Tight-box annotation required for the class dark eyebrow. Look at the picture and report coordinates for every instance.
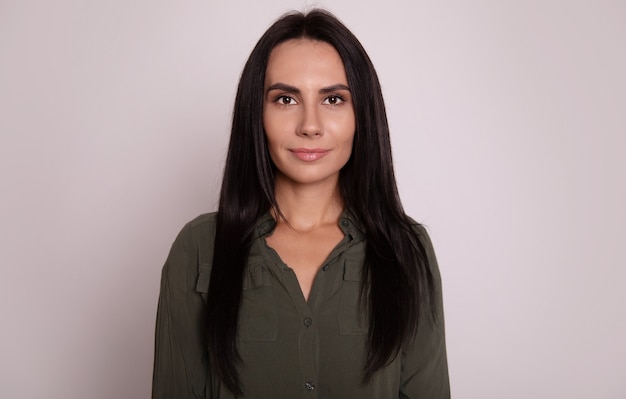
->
[266,83,351,95]
[319,84,351,94]
[266,83,300,95]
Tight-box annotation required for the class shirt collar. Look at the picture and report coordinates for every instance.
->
[253,208,365,240]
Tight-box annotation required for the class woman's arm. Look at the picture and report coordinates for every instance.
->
[399,224,451,398]
[152,218,213,399]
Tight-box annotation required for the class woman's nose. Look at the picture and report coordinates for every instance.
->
[297,104,322,138]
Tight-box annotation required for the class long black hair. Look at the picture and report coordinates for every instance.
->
[206,9,436,394]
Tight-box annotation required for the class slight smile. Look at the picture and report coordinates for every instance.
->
[289,148,331,161]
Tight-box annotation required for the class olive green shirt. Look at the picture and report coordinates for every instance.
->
[152,211,450,398]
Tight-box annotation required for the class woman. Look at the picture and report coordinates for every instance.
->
[153,9,449,399]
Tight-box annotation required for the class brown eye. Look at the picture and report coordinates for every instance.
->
[323,95,345,105]
[277,95,297,105]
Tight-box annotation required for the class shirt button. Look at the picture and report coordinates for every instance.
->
[303,317,312,327]
[341,219,348,227]
[322,264,329,271]
[305,381,315,390]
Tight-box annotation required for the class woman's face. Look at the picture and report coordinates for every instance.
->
[263,39,355,189]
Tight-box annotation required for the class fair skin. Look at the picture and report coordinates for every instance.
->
[263,38,356,301]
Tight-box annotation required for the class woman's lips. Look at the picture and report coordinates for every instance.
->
[289,148,330,161]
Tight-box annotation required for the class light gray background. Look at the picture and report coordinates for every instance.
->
[1,1,624,398]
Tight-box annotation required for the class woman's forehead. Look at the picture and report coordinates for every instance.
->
[265,39,347,86]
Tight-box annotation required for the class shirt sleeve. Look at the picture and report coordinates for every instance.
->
[152,222,211,399]
[399,224,451,398]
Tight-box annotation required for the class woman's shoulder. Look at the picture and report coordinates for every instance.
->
[166,212,218,267]
[174,212,218,244]
[404,215,439,270]
[162,213,218,289]
[405,215,430,240]
[183,211,218,232]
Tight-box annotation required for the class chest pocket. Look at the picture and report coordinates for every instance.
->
[338,260,368,335]
[238,263,278,341]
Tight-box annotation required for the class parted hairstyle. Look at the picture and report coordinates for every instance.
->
[207,8,436,395]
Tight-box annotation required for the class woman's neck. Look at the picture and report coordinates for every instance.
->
[272,175,343,232]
